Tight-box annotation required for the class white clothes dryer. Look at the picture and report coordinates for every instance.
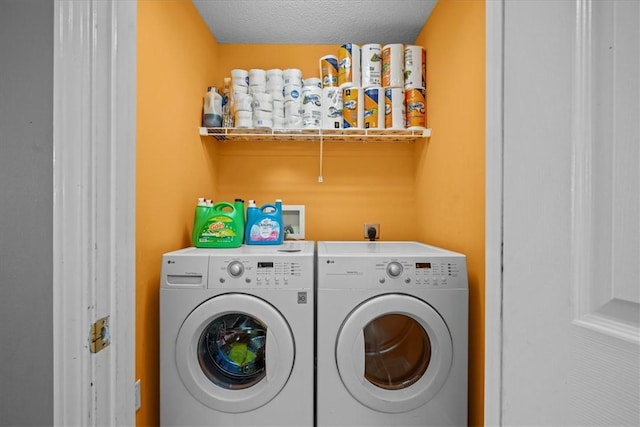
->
[316,241,468,427]
[160,242,314,427]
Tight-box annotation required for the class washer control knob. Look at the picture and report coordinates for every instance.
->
[227,261,244,277]
[387,262,403,277]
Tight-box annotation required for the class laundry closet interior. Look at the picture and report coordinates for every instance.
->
[136,0,485,425]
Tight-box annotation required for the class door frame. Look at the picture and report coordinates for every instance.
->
[484,0,504,425]
[52,1,136,425]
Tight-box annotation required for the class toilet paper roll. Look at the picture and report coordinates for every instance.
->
[363,87,385,130]
[249,85,266,95]
[232,84,248,95]
[272,102,285,118]
[384,87,405,129]
[404,45,426,89]
[253,109,273,128]
[285,115,303,129]
[252,92,273,112]
[234,110,252,128]
[338,43,361,88]
[272,115,285,129]
[284,100,302,117]
[233,93,253,112]
[249,69,266,87]
[319,54,339,88]
[231,69,249,86]
[303,77,322,88]
[283,68,303,87]
[382,44,404,88]
[405,87,426,129]
[283,84,302,103]
[266,68,283,80]
[342,86,364,129]
[322,87,343,130]
[361,44,382,88]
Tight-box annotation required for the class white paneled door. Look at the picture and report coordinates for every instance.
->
[486,0,639,425]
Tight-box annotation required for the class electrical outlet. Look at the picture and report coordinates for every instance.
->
[135,379,141,412]
[363,223,380,240]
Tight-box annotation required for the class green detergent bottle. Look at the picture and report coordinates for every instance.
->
[192,198,245,248]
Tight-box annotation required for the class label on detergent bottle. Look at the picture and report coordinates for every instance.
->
[249,218,281,242]
[198,216,239,244]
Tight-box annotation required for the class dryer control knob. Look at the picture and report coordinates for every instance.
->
[387,262,403,277]
[227,261,244,277]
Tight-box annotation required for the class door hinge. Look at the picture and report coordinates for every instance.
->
[89,316,111,353]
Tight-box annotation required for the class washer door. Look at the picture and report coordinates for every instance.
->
[335,293,453,413]
[176,293,295,413]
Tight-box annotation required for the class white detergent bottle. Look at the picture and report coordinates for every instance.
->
[203,86,222,127]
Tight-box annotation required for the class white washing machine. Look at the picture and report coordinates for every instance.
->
[316,241,468,427]
[160,242,314,427]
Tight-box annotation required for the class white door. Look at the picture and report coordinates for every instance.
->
[175,294,295,413]
[486,0,640,425]
[335,294,453,413]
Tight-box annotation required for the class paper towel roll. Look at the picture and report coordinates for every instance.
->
[338,43,361,88]
[322,87,343,130]
[342,86,364,129]
[363,87,385,130]
[382,44,404,88]
[361,44,382,88]
[302,85,322,129]
[319,54,339,87]
[404,45,426,89]
[384,87,405,129]
[405,87,426,129]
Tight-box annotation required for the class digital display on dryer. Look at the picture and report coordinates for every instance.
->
[258,262,274,268]
[416,262,432,269]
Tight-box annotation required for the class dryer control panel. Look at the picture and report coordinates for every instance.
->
[318,255,468,290]
[374,258,467,288]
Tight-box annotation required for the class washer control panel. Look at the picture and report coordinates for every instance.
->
[210,257,312,289]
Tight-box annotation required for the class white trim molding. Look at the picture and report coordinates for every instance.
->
[53,1,136,425]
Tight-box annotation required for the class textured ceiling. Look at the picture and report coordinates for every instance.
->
[193,0,437,45]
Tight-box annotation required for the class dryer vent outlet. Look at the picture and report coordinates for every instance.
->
[363,223,380,240]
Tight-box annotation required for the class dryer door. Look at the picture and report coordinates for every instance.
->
[335,293,453,413]
[175,293,295,413]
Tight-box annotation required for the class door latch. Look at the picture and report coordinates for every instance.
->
[89,316,111,353]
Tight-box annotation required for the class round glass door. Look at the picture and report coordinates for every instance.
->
[198,313,267,390]
[176,293,295,413]
[336,294,453,413]
[363,313,431,390]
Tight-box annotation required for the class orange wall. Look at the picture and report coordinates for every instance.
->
[136,1,219,425]
[416,0,486,425]
[213,45,418,241]
[137,1,485,425]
